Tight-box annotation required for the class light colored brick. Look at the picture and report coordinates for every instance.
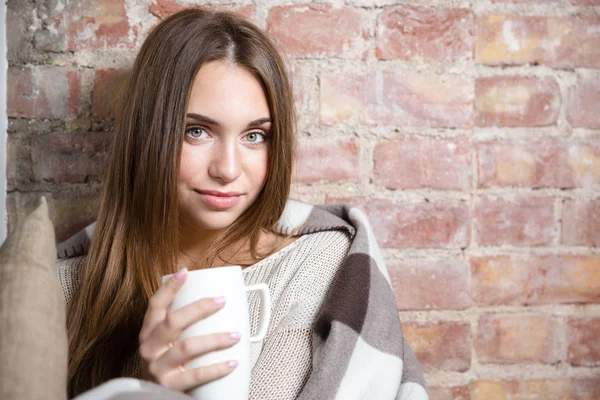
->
[567,142,600,188]
[471,255,600,305]
[65,0,131,50]
[428,386,471,400]
[568,318,600,367]
[568,78,600,129]
[477,140,600,189]
[293,138,360,184]
[403,321,471,372]
[471,379,600,400]
[326,198,470,249]
[474,196,555,246]
[475,76,560,127]
[149,0,255,21]
[31,132,110,184]
[475,314,559,364]
[491,0,557,2]
[7,66,80,119]
[321,72,473,128]
[562,199,600,247]
[388,258,471,310]
[476,15,600,68]
[376,6,473,61]
[374,138,472,190]
[570,0,600,4]
[267,5,369,59]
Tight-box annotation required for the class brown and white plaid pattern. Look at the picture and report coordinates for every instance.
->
[274,201,428,400]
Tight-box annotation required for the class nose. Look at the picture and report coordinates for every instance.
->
[208,139,241,183]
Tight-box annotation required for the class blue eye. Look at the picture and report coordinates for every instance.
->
[245,132,265,144]
[185,127,208,140]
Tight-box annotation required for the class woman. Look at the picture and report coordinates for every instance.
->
[57,7,428,399]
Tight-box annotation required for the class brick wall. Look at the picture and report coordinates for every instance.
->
[6,0,600,398]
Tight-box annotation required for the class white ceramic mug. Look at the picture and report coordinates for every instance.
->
[162,266,271,400]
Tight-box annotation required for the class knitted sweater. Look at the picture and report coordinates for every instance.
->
[57,200,428,400]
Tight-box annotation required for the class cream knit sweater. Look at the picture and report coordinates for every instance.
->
[57,229,351,400]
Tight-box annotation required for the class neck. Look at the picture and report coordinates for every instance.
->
[177,217,291,270]
[177,219,223,269]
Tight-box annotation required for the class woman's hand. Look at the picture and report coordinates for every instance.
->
[138,268,240,392]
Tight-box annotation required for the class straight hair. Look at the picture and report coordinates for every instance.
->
[66,8,296,396]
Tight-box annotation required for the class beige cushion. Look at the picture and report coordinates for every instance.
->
[0,197,67,400]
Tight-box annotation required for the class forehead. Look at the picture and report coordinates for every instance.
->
[187,61,270,121]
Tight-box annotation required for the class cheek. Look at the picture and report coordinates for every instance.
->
[256,152,269,185]
[178,147,199,182]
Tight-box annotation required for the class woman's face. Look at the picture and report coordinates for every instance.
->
[178,61,270,233]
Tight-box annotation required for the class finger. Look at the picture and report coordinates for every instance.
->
[142,297,226,354]
[161,360,239,392]
[152,332,240,377]
[139,268,188,342]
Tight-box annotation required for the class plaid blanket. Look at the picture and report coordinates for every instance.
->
[274,201,428,400]
[58,200,428,399]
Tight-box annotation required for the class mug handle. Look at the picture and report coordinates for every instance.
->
[244,283,271,343]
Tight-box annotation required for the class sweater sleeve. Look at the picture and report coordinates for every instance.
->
[248,230,352,400]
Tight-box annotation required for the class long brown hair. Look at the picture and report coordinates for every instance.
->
[67,8,296,396]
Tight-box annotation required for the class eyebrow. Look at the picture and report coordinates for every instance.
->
[186,113,272,128]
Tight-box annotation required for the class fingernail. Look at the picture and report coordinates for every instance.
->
[228,360,239,368]
[213,296,226,305]
[230,332,241,341]
[175,268,188,280]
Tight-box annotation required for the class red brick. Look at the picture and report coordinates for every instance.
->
[474,196,555,246]
[388,258,471,310]
[321,72,473,128]
[374,138,472,190]
[7,66,80,119]
[403,321,471,372]
[476,15,600,68]
[149,0,255,21]
[7,190,100,242]
[293,138,360,184]
[267,5,368,59]
[475,314,559,364]
[65,0,131,50]
[428,386,471,400]
[568,318,600,366]
[327,198,470,249]
[31,132,110,184]
[475,76,560,127]
[562,199,600,247]
[376,6,473,61]
[477,140,585,189]
[471,379,600,400]
[471,255,600,305]
[92,69,129,119]
[568,78,600,129]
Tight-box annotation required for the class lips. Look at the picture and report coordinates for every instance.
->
[197,190,242,197]
[195,190,241,209]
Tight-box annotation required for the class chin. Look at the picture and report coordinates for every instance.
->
[184,211,240,232]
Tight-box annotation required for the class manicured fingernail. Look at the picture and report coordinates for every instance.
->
[175,268,187,280]
[230,332,241,341]
[213,296,226,305]
[228,360,239,368]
